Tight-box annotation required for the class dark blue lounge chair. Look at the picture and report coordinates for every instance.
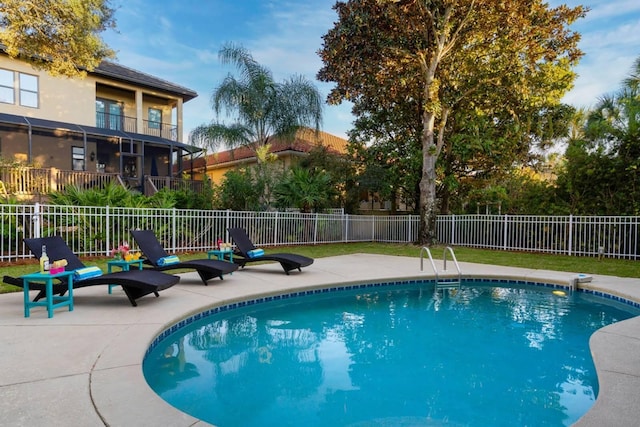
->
[130,229,238,284]
[4,236,180,307]
[227,227,313,275]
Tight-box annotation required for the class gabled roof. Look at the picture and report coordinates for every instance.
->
[92,61,198,102]
[0,46,197,102]
[185,128,349,170]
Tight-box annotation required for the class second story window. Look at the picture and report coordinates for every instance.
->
[148,108,162,129]
[0,69,15,104]
[19,73,39,108]
[0,68,39,107]
[96,98,123,130]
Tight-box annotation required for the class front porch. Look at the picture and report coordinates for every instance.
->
[0,166,204,201]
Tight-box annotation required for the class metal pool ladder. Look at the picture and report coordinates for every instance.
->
[420,246,462,289]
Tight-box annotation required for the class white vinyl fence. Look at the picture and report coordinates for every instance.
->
[0,204,638,261]
[436,215,639,259]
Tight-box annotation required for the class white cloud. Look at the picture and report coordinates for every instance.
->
[544,1,640,108]
[106,0,639,141]
[582,0,640,22]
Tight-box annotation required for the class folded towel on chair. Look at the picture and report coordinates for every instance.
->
[157,255,180,266]
[74,266,103,281]
[247,248,265,258]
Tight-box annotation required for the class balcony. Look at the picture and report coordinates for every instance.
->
[0,166,203,200]
[96,112,178,141]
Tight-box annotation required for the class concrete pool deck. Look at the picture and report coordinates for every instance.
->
[1,253,639,426]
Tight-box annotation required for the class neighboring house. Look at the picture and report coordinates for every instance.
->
[183,128,415,213]
[0,50,202,197]
[185,128,349,184]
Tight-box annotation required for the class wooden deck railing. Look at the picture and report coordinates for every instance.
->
[145,176,204,194]
[55,170,122,190]
[0,166,201,198]
[0,167,51,195]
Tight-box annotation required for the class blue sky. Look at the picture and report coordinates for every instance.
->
[103,0,640,143]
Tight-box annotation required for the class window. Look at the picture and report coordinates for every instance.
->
[72,147,85,171]
[148,108,162,129]
[96,98,123,130]
[0,69,14,104]
[19,73,38,107]
[0,69,38,107]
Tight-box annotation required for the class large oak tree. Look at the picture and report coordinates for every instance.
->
[318,0,585,244]
[0,0,116,77]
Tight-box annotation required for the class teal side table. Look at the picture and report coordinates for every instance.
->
[21,270,74,318]
[207,249,234,274]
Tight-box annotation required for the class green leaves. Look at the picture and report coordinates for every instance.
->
[558,58,640,215]
[47,181,216,210]
[190,43,323,155]
[318,0,586,237]
[0,0,116,77]
[274,167,335,213]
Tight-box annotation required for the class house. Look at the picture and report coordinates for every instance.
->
[185,128,348,184]
[0,50,202,198]
[183,129,415,213]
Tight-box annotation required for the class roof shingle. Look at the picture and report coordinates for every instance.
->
[186,128,348,170]
[92,61,198,101]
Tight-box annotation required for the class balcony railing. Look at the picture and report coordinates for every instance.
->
[143,119,178,140]
[96,112,178,141]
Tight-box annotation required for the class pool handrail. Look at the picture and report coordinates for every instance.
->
[420,246,462,288]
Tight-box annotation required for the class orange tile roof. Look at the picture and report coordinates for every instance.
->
[185,128,348,170]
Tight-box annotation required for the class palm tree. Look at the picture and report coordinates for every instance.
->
[274,167,334,213]
[623,56,640,91]
[573,56,640,214]
[189,43,323,156]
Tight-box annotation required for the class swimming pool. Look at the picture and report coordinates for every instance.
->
[143,279,640,426]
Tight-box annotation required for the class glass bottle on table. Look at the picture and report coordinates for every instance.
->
[40,244,50,273]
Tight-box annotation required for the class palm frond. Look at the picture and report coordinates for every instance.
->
[195,43,324,156]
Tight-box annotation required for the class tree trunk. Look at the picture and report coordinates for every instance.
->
[418,110,439,245]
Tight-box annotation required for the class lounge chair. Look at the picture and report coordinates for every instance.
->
[6,236,180,307]
[227,227,314,274]
[130,229,238,284]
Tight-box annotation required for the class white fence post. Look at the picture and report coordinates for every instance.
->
[224,209,230,241]
[345,214,349,243]
[105,205,110,256]
[371,216,375,241]
[503,214,508,250]
[568,214,573,256]
[314,213,318,245]
[32,202,41,238]
[451,215,456,245]
[171,208,177,251]
[273,211,279,246]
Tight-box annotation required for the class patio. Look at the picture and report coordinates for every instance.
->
[0,254,639,426]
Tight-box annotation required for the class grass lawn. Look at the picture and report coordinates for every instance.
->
[1,242,637,294]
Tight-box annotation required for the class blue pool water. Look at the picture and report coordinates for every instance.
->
[143,281,640,426]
